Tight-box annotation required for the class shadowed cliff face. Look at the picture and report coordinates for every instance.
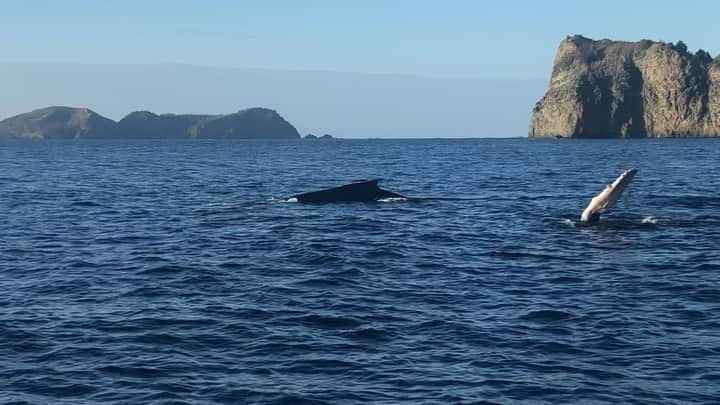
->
[530,35,720,138]
[0,107,300,139]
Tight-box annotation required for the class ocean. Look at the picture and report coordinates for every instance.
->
[1,138,719,404]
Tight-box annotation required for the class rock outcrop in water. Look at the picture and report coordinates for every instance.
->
[0,107,117,139]
[0,106,300,139]
[303,133,334,140]
[530,35,720,138]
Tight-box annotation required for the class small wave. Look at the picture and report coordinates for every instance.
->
[98,365,167,378]
[560,218,576,227]
[71,200,105,207]
[670,195,720,208]
[293,314,363,330]
[0,176,33,183]
[138,264,189,275]
[341,327,393,341]
[520,309,576,323]
[270,394,332,405]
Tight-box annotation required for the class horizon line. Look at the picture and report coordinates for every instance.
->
[0,60,549,82]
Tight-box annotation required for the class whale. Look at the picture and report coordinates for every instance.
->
[580,168,638,225]
[289,179,406,203]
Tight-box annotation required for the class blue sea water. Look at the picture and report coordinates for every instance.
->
[1,138,719,404]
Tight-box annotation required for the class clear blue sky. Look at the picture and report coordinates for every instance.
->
[2,0,718,79]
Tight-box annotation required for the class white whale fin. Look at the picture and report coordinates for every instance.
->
[581,168,638,223]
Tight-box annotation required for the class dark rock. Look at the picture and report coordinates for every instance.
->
[530,35,720,138]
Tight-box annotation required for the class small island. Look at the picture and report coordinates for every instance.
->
[0,106,301,139]
[303,133,334,140]
[530,35,720,138]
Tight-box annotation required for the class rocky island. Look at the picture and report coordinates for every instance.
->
[0,106,300,139]
[303,133,334,140]
[530,35,720,138]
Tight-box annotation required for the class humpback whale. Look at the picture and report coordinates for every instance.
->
[289,179,406,203]
[580,168,638,225]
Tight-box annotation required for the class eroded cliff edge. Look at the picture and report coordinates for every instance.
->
[529,35,720,138]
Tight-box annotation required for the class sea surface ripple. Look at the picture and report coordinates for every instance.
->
[1,139,719,404]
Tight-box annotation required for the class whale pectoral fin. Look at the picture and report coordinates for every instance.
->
[580,169,638,223]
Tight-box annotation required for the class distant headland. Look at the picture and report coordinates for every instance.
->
[530,35,720,138]
[0,106,301,139]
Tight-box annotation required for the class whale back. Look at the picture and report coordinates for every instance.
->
[292,179,404,203]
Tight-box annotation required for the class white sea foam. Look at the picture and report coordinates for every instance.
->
[641,216,658,224]
[377,197,408,203]
[267,197,298,203]
[560,218,576,227]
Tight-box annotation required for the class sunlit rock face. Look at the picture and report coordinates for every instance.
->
[530,35,720,138]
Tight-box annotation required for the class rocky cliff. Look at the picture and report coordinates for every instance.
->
[529,35,720,138]
[0,107,300,139]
